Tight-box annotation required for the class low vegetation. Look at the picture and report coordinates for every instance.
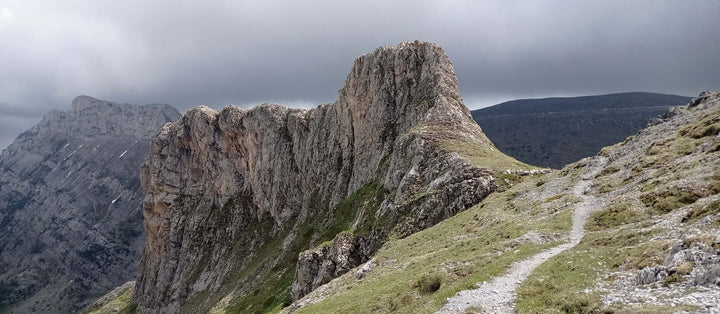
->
[640,188,702,214]
[516,226,668,313]
[682,200,720,224]
[515,100,720,312]
[586,203,643,231]
[82,284,136,314]
[410,122,536,172]
[293,176,574,313]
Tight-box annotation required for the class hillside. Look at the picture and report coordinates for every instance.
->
[283,91,720,313]
[86,42,719,313]
[471,92,691,168]
[82,41,540,314]
[0,96,180,313]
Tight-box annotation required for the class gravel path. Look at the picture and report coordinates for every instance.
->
[438,158,608,314]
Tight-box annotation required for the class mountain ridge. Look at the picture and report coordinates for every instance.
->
[474,92,690,116]
[282,91,720,313]
[471,92,691,168]
[128,41,533,313]
[0,96,180,313]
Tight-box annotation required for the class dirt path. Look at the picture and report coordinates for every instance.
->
[438,158,608,314]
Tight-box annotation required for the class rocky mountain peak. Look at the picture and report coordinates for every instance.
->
[61,95,179,139]
[71,95,106,111]
[131,42,530,313]
[0,97,180,313]
[339,41,473,136]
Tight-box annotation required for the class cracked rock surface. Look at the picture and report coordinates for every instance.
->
[132,42,526,313]
[0,96,179,313]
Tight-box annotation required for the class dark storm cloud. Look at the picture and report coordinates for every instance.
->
[1,0,719,149]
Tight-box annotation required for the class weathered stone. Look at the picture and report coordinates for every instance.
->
[635,266,668,285]
[0,96,179,313]
[131,42,513,313]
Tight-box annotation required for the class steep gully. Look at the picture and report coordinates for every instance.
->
[438,157,609,313]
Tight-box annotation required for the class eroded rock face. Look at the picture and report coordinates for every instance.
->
[133,42,508,313]
[0,96,179,313]
[292,232,366,300]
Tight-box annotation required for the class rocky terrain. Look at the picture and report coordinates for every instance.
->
[281,91,720,313]
[106,41,533,314]
[87,41,719,314]
[0,96,179,313]
[472,92,690,169]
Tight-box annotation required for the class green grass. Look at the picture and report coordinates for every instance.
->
[682,200,720,224]
[294,178,572,313]
[586,203,646,231]
[679,109,720,139]
[603,303,699,313]
[409,121,536,171]
[83,284,135,314]
[640,188,702,214]
[441,138,535,171]
[516,226,667,313]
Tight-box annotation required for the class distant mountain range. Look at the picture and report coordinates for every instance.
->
[0,96,179,313]
[471,92,692,168]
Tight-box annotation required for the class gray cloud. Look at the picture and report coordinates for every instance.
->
[1,0,719,149]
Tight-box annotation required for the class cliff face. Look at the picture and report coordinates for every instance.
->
[132,42,531,313]
[0,96,180,313]
[281,91,720,313]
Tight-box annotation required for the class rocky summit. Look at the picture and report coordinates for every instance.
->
[126,41,533,313]
[88,42,720,314]
[281,91,720,313]
[0,96,179,313]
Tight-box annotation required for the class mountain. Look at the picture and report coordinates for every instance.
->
[88,42,719,313]
[471,92,691,169]
[0,96,180,313]
[82,41,536,314]
[276,91,720,313]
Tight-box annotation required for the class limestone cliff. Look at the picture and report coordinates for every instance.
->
[282,91,720,313]
[0,96,179,313]
[132,41,531,313]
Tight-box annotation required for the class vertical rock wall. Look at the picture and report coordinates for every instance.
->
[133,42,516,313]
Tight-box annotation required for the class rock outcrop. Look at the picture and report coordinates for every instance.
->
[279,92,720,313]
[131,41,530,313]
[0,96,179,313]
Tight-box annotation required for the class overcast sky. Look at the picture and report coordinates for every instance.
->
[1,0,719,149]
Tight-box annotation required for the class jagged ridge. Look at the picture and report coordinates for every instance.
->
[285,91,720,313]
[0,96,179,313]
[131,41,531,313]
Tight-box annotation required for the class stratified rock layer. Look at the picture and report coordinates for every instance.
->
[0,96,179,313]
[133,42,525,313]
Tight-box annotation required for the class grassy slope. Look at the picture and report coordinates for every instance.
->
[82,283,136,314]
[515,104,720,313]
[295,101,720,313]
[294,173,575,313]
